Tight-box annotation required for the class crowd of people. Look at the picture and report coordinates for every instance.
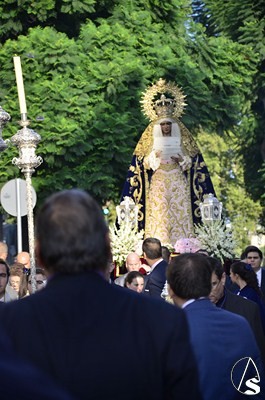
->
[0,245,47,302]
[0,189,264,399]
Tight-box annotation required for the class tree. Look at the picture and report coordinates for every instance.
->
[197,129,262,253]
[191,0,265,226]
[0,0,261,219]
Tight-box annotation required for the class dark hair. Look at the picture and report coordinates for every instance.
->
[167,253,212,299]
[124,271,144,287]
[35,268,46,277]
[18,274,28,298]
[142,238,162,259]
[230,261,262,297]
[9,262,24,277]
[244,246,263,260]
[0,258,10,277]
[161,246,170,263]
[207,257,224,280]
[36,189,111,274]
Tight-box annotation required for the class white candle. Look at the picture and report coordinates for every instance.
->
[13,56,27,115]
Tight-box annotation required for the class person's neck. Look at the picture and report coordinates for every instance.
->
[238,278,247,290]
[148,257,163,267]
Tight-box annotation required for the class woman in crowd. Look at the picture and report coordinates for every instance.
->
[124,271,145,294]
[230,261,265,333]
[9,263,24,296]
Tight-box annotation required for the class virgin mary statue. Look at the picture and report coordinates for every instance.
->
[120,79,215,245]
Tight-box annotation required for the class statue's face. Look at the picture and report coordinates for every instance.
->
[160,121,172,136]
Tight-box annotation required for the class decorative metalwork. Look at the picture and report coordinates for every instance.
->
[0,106,10,152]
[199,193,222,222]
[11,118,43,292]
[116,197,139,229]
[140,78,187,121]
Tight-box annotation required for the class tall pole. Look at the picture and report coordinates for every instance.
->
[12,56,42,293]
[11,118,42,292]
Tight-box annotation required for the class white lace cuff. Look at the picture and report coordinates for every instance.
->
[179,155,192,171]
[144,150,161,171]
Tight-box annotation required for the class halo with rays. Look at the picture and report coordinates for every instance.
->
[140,78,187,121]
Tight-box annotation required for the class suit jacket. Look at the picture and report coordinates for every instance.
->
[114,272,128,287]
[0,326,74,399]
[219,289,265,368]
[144,259,167,298]
[184,298,265,400]
[0,271,201,400]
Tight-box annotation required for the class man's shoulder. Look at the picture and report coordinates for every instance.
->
[151,259,167,273]
[157,259,167,267]
[186,298,251,325]
[114,274,127,286]
[225,289,257,310]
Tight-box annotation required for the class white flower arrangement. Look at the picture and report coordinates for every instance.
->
[194,220,236,262]
[109,222,144,267]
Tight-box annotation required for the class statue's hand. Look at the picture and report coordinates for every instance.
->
[171,154,183,163]
[155,150,162,158]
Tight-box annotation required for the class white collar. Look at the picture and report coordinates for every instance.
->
[150,258,164,272]
[256,268,262,287]
[182,299,195,309]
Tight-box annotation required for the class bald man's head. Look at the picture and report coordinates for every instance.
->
[16,252,30,269]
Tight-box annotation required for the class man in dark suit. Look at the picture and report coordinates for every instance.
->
[0,326,74,399]
[0,189,201,400]
[142,237,167,298]
[208,256,265,367]
[244,246,265,297]
[167,253,265,400]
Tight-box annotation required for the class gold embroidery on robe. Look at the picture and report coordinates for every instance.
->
[144,163,194,245]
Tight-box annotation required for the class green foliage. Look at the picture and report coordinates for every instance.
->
[0,0,263,242]
[197,129,262,253]
[193,0,265,227]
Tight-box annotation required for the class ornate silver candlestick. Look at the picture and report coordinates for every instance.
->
[11,117,42,292]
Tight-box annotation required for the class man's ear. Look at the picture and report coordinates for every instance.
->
[221,272,226,286]
[168,284,185,308]
[168,285,176,301]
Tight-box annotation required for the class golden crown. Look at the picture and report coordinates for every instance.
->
[140,78,186,121]
[154,94,175,118]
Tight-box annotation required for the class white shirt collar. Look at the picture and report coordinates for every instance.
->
[256,268,262,287]
[150,258,164,272]
[182,297,207,309]
[182,299,196,309]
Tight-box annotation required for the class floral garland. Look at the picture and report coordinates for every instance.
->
[109,222,144,268]
[174,237,201,254]
[194,220,236,262]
